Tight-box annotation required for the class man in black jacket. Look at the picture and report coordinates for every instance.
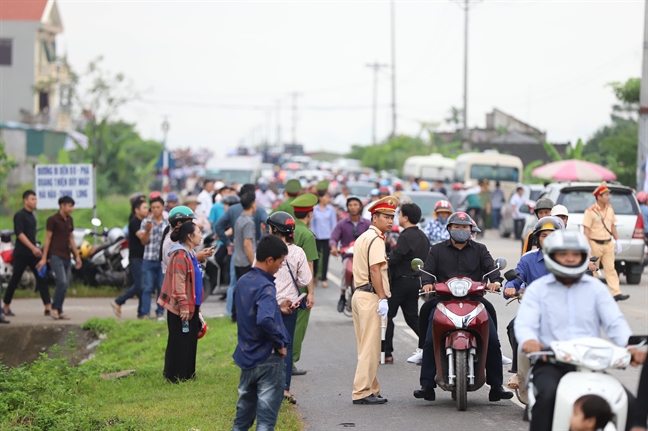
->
[413,211,512,402]
[384,203,429,363]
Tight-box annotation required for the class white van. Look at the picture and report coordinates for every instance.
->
[454,152,523,197]
[205,156,262,185]
[402,154,456,182]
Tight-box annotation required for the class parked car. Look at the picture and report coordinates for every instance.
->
[499,184,544,238]
[530,182,645,284]
[346,181,376,201]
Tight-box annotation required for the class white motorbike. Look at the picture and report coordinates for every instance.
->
[527,337,643,431]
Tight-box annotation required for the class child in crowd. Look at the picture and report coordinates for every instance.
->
[570,394,613,431]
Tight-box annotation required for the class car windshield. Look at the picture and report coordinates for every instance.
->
[206,169,252,184]
[348,183,374,197]
[405,194,446,215]
[529,190,542,201]
[557,190,638,215]
[470,165,520,182]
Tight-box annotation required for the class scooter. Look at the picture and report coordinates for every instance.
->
[411,256,507,411]
[198,233,228,298]
[340,242,355,317]
[526,336,646,431]
[75,219,129,287]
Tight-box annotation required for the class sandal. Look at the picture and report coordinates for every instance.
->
[4,308,15,316]
[283,394,297,405]
[57,313,71,320]
[110,301,122,318]
[507,374,519,389]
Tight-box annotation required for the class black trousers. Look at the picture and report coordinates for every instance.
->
[513,219,525,240]
[636,362,648,427]
[164,310,200,383]
[506,317,518,372]
[385,276,420,355]
[419,296,503,388]
[313,239,331,281]
[3,250,50,306]
[418,295,498,349]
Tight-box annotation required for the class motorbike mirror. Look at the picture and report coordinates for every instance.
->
[91,218,102,227]
[411,258,424,271]
[589,256,599,262]
[495,257,507,270]
[504,269,520,282]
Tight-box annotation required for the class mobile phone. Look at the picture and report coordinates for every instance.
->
[292,292,307,307]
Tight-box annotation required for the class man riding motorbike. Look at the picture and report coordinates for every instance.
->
[521,198,554,254]
[413,211,513,402]
[515,230,646,431]
[423,200,453,245]
[329,196,371,312]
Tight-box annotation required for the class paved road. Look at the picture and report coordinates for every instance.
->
[289,230,648,431]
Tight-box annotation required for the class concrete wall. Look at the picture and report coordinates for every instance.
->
[1,128,33,188]
[0,21,38,123]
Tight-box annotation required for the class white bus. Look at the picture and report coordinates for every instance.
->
[453,152,523,197]
[402,154,456,182]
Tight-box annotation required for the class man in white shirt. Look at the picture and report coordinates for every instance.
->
[197,179,215,217]
[333,186,351,209]
[509,186,526,240]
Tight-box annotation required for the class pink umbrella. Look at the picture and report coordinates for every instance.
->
[532,160,617,182]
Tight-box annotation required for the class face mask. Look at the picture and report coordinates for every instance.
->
[260,185,268,192]
[437,215,448,224]
[450,229,471,244]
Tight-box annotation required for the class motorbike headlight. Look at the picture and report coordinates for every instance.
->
[579,347,613,371]
[446,279,472,297]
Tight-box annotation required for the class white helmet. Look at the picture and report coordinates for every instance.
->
[107,227,125,244]
[543,230,589,279]
[551,204,569,217]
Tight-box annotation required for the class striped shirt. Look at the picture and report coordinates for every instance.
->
[141,217,168,261]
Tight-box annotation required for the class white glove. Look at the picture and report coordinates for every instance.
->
[377,299,389,317]
[615,241,622,254]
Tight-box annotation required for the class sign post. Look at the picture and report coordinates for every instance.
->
[34,164,96,210]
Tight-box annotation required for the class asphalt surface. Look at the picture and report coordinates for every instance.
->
[289,230,648,431]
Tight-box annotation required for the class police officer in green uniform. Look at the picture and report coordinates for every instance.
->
[272,179,302,217]
[290,193,319,375]
[316,180,329,197]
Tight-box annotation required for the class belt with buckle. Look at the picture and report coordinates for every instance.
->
[592,238,611,245]
[354,284,376,294]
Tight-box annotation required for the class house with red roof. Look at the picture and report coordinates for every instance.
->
[0,0,71,130]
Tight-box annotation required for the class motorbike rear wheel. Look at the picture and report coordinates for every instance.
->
[343,284,353,317]
[455,350,468,411]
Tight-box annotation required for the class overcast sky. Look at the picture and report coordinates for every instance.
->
[57,0,644,156]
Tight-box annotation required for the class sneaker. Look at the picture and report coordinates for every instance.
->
[157,315,165,323]
[407,349,423,364]
[502,355,513,365]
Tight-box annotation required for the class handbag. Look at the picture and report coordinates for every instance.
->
[286,261,308,309]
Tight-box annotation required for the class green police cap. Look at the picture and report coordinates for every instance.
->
[290,193,318,212]
[316,180,329,192]
[285,179,302,195]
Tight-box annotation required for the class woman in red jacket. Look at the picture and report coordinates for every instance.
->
[158,221,204,382]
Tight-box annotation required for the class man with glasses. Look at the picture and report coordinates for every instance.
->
[582,181,628,301]
[330,196,371,312]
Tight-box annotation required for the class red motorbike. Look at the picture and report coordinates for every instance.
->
[340,242,355,317]
[411,257,506,411]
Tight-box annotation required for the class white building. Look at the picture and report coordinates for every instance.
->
[0,0,71,131]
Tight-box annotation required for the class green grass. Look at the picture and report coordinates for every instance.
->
[11,282,122,299]
[0,318,304,431]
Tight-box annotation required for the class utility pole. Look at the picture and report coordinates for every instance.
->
[638,0,648,192]
[390,0,397,138]
[276,100,282,146]
[289,92,302,144]
[457,0,481,151]
[366,62,389,145]
[161,118,170,197]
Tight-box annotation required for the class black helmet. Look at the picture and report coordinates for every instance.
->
[446,212,473,229]
[346,195,364,209]
[222,195,240,206]
[534,198,554,215]
[267,211,296,234]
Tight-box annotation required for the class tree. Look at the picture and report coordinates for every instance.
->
[0,139,17,204]
[543,139,585,162]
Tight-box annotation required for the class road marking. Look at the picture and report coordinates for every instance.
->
[328,273,342,287]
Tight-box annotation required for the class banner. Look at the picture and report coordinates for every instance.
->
[34,164,95,210]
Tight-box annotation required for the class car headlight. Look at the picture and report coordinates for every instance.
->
[579,347,613,371]
[447,279,472,297]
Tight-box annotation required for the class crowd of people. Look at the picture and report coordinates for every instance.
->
[1,174,647,431]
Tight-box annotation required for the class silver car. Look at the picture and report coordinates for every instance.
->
[530,182,645,285]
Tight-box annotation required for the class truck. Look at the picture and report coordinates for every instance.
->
[205,156,262,185]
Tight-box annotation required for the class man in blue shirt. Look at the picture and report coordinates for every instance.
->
[503,216,562,392]
[215,184,269,319]
[233,235,292,431]
[515,230,645,431]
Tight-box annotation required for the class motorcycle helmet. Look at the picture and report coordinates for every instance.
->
[79,241,93,259]
[543,230,589,279]
[434,200,453,214]
[148,191,162,201]
[636,191,648,204]
[550,204,569,217]
[370,188,380,197]
[534,198,554,216]
[533,216,563,237]
[471,219,481,234]
[198,321,208,339]
[222,195,240,206]
[378,186,390,196]
[446,212,473,228]
[107,227,126,244]
[266,211,296,234]
[129,192,144,206]
[168,205,196,227]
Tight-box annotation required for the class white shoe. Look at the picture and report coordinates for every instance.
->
[502,355,513,365]
[407,349,423,364]
[157,316,165,323]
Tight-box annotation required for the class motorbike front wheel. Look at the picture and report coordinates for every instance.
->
[455,350,468,411]
[343,284,353,317]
